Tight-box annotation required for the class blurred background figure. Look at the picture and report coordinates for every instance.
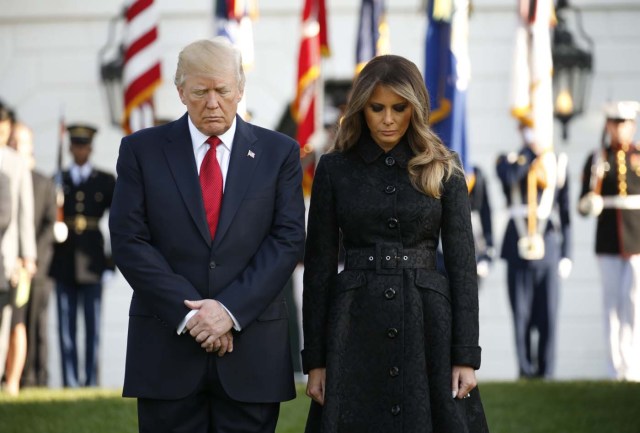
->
[578,101,640,382]
[466,165,495,284]
[0,102,37,395]
[8,122,57,389]
[0,170,11,392]
[49,124,115,387]
[496,123,572,379]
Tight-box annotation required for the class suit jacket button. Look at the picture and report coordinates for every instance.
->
[390,404,401,415]
[209,261,216,269]
[384,288,396,299]
[389,366,400,377]
[385,156,395,167]
[385,185,396,194]
[387,328,398,338]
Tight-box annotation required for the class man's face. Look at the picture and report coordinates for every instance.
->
[70,143,92,165]
[177,72,243,137]
[606,119,636,147]
[0,119,11,146]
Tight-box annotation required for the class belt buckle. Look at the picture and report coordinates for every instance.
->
[75,215,87,234]
[375,243,402,274]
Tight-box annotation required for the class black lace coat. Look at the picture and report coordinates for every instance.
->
[302,136,489,433]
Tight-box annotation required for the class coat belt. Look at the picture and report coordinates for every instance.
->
[345,245,436,272]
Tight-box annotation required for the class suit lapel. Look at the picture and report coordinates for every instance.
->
[213,116,259,247]
[163,114,212,245]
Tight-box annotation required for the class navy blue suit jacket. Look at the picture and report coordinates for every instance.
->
[109,114,305,402]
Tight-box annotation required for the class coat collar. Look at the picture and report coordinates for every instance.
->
[355,132,413,168]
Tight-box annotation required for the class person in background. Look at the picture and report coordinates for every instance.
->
[496,122,571,379]
[467,165,495,284]
[0,170,12,392]
[578,100,640,382]
[49,123,115,387]
[0,102,36,395]
[302,55,488,432]
[8,123,57,389]
[109,38,305,433]
[436,164,495,286]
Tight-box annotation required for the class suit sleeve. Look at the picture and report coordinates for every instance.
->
[35,177,57,275]
[109,137,203,327]
[18,158,36,261]
[0,173,11,231]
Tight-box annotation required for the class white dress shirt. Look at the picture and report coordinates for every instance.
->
[70,162,93,185]
[177,116,241,335]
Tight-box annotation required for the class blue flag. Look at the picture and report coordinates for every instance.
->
[424,0,470,172]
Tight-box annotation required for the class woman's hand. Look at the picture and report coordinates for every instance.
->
[306,368,326,406]
[451,365,477,399]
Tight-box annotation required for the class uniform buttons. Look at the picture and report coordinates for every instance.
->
[387,328,398,338]
[75,203,85,212]
[385,156,395,167]
[390,405,401,416]
[75,191,85,201]
[209,261,216,269]
[387,217,399,229]
[389,366,400,377]
[384,288,396,299]
[385,185,396,194]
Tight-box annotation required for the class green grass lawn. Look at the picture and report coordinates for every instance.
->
[1,381,639,433]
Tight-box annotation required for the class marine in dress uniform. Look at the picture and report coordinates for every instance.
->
[496,125,572,379]
[578,101,640,382]
[49,124,115,387]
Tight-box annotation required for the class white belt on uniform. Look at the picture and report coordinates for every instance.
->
[601,195,640,210]
[509,205,552,220]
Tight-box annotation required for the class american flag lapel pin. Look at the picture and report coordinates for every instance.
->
[248,150,255,158]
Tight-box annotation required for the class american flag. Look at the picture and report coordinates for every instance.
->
[122,0,161,134]
[291,0,329,197]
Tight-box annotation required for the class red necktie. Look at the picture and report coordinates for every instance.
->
[199,136,223,240]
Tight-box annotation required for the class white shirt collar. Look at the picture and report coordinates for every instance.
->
[69,162,93,185]
[187,115,236,153]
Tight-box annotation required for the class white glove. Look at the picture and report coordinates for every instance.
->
[476,260,490,278]
[558,258,572,279]
[578,192,603,217]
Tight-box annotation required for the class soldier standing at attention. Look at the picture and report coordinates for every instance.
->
[49,124,115,387]
[578,101,640,382]
[496,123,572,379]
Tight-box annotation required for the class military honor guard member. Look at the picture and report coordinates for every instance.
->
[467,165,495,283]
[49,124,116,387]
[496,124,572,379]
[578,101,640,382]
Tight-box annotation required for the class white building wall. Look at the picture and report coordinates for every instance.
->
[1,0,639,387]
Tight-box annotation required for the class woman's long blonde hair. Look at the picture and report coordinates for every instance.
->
[332,55,462,198]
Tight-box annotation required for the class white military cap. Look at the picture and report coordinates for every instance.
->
[604,100,640,121]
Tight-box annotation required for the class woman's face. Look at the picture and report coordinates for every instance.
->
[364,84,413,152]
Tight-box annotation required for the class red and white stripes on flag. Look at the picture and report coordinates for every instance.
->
[123,0,161,134]
[510,0,555,151]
